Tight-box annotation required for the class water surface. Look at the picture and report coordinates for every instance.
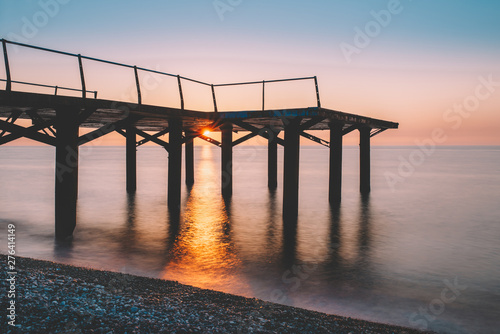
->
[1,145,499,333]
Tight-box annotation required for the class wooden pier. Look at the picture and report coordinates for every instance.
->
[0,39,398,240]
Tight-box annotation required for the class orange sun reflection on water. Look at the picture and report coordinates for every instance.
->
[160,146,252,296]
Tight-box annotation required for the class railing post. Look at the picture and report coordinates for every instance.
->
[211,84,218,112]
[134,66,142,105]
[77,54,86,99]
[262,80,265,111]
[314,76,321,108]
[2,39,12,92]
[177,75,184,110]
[54,86,58,96]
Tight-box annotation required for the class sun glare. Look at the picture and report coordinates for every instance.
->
[203,130,211,136]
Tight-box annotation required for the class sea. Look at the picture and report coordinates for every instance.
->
[1,145,499,334]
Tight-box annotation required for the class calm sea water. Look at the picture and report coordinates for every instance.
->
[1,145,499,333]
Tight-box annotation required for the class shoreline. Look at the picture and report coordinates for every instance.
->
[2,255,434,333]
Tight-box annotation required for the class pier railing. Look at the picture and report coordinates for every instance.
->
[1,38,321,111]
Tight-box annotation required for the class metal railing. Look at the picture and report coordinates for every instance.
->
[0,78,98,98]
[1,38,321,111]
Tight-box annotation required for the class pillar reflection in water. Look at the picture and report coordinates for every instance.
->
[161,146,250,295]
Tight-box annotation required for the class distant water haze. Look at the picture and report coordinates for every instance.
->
[1,146,499,334]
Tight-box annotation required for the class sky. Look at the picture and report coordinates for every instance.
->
[1,0,499,146]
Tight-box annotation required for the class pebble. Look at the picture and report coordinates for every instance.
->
[1,255,435,334]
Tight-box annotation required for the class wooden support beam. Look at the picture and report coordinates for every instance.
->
[135,129,170,151]
[55,107,79,240]
[136,127,169,147]
[126,125,137,193]
[198,134,221,147]
[115,129,126,138]
[343,124,358,136]
[0,119,56,146]
[26,109,56,137]
[232,132,258,147]
[268,130,280,189]
[359,127,371,194]
[0,110,22,137]
[78,116,142,146]
[77,107,97,124]
[370,128,387,137]
[232,120,285,146]
[283,117,301,220]
[299,117,325,132]
[185,134,194,186]
[329,122,343,203]
[300,131,329,147]
[221,122,233,197]
[168,118,183,208]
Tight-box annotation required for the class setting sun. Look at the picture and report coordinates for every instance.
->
[203,130,211,136]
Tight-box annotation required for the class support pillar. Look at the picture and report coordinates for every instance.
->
[329,122,343,203]
[221,122,233,197]
[168,118,182,208]
[359,127,371,194]
[55,107,79,240]
[268,129,279,189]
[126,125,137,193]
[185,136,194,186]
[283,118,301,220]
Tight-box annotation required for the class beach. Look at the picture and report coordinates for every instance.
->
[1,255,434,333]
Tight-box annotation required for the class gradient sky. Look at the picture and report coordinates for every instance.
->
[1,0,499,145]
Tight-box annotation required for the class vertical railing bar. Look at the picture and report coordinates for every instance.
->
[314,76,321,108]
[262,80,265,111]
[77,54,86,99]
[134,66,142,105]
[211,84,218,113]
[2,39,12,92]
[54,86,58,96]
[177,75,184,110]
[94,91,98,99]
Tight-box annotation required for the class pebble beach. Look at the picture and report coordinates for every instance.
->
[1,255,435,333]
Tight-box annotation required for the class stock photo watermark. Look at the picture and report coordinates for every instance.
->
[385,74,500,192]
[409,277,467,330]
[339,0,411,63]
[6,0,72,49]
[5,224,17,327]
[213,0,243,21]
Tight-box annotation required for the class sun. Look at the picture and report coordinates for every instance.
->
[203,129,211,136]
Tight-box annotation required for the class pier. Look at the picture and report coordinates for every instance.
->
[0,39,398,240]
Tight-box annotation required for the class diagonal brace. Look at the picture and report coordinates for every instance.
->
[0,110,23,137]
[135,129,170,151]
[370,128,387,137]
[198,134,221,147]
[232,132,258,146]
[232,120,285,146]
[300,131,329,147]
[137,127,169,147]
[78,116,143,146]
[26,109,56,137]
[0,119,56,146]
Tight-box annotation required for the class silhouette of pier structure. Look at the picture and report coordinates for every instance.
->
[0,39,398,240]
